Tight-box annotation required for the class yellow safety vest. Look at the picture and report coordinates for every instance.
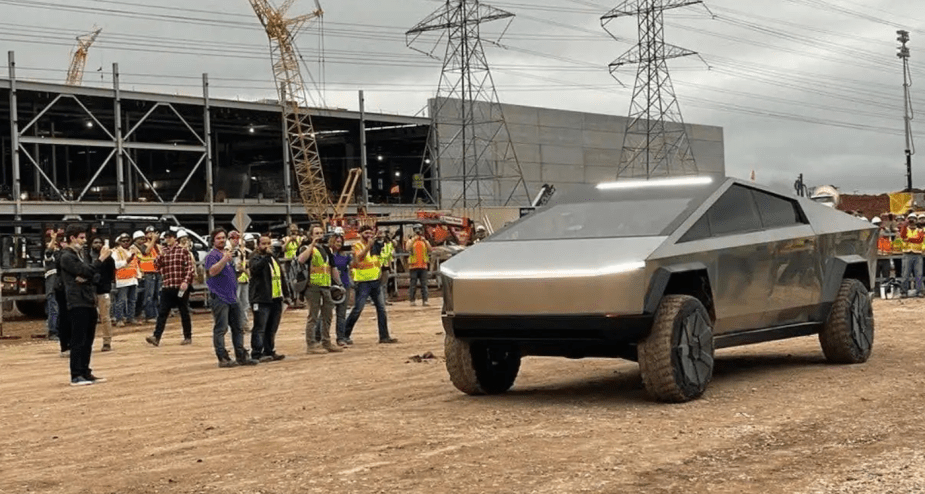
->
[310,248,332,287]
[893,235,905,254]
[351,241,381,282]
[284,237,302,260]
[904,227,922,253]
[270,258,283,298]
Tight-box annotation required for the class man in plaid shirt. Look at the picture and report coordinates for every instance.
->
[145,230,194,346]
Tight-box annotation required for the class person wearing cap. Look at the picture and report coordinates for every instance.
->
[249,232,290,361]
[297,224,344,353]
[228,231,252,331]
[343,225,398,344]
[405,227,432,307]
[900,213,925,297]
[112,232,141,327]
[145,229,194,347]
[136,226,162,324]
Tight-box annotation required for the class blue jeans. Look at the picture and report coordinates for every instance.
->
[45,276,58,337]
[902,253,923,294]
[344,280,390,341]
[142,273,162,320]
[113,284,138,323]
[210,295,247,362]
[251,299,283,358]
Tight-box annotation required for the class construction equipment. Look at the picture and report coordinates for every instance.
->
[249,0,331,221]
[65,27,102,86]
[333,168,363,220]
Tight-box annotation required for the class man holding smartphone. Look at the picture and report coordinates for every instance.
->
[145,230,194,347]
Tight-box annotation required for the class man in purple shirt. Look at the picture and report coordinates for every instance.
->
[205,228,257,368]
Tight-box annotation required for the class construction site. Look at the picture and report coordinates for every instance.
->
[3,0,925,493]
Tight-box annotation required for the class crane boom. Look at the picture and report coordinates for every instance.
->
[248,0,330,221]
[65,28,102,86]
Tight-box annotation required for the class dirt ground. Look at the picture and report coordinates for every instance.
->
[2,297,925,494]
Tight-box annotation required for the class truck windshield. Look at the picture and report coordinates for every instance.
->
[490,198,695,241]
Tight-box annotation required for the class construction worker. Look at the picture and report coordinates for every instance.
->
[112,232,141,327]
[344,225,398,344]
[892,214,906,280]
[249,233,290,362]
[229,231,252,331]
[297,224,344,353]
[282,223,304,261]
[873,217,892,297]
[406,227,432,307]
[900,213,924,297]
[136,227,162,324]
[378,229,396,304]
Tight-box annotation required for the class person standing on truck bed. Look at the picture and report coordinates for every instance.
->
[43,229,63,342]
[90,237,116,352]
[136,226,162,324]
[59,224,110,387]
[112,233,141,327]
[145,230,194,347]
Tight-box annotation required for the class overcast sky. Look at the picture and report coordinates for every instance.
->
[2,0,924,194]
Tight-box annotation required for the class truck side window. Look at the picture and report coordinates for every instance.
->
[752,189,807,229]
[706,185,762,237]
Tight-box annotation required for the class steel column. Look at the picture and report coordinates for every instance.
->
[203,74,215,232]
[281,86,292,225]
[113,63,125,210]
[359,90,369,208]
[8,51,21,225]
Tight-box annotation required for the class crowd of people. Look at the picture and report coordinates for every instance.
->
[43,221,434,386]
[870,211,925,298]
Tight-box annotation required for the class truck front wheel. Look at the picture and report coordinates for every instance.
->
[638,295,715,403]
[445,334,521,395]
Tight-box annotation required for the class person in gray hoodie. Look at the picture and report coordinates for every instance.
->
[59,224,111,386]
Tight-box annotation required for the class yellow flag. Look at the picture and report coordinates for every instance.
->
[890,192,913,214]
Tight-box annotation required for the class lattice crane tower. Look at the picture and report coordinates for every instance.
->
[407,0,531,209]
[603,0,702,179]
[65,27,102,86]
[249,0,330,220]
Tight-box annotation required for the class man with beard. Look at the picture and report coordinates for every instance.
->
[249,233,289,362]
[297,225,344,353]
[343,225,398,345]
[205,228,258,367]
[59,224,110,386]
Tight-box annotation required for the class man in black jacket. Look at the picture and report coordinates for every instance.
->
[59,224,111,386]
[249,233,290,362]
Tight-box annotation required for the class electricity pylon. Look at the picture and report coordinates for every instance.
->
[407,0,531,209]
[603,0,702,179]
[249,0,330,220]
[65,27,102,86]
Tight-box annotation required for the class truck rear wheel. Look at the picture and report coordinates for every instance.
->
[445,334,521,395]
[820,279,874,364]
[638,295,714,403]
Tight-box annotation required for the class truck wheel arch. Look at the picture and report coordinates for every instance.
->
[645,264,716,323]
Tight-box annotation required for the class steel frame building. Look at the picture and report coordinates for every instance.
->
[0,53,430,232]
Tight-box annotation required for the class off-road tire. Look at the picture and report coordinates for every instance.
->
[638,295,715,403]
[445,333,521,395]
[820,279,874,364]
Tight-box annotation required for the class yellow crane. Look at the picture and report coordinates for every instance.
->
[65,27,102,86]
[248,0,331,221]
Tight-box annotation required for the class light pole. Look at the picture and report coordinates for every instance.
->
[898,30,914,192]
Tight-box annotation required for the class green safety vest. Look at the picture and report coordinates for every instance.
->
[351,241,381,282]
[270,258,282,298]
[284,237,302,259]
[380,241,394,266]
[310,248,332,287]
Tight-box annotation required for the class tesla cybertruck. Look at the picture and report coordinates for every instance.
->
[439,176,877,402]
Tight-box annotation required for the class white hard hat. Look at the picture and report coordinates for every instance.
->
[244,233,257,242]
[132,230,145,240]
[871,217,882,224]
[476,225,487,232]
[333,226,345,235]
[909,213,918,219]
[177,230,188,239]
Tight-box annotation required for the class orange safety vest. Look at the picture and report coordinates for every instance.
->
[877,235,892,256]
[138,245,159,273]
[409,239,430,270]
[115,249,140,280]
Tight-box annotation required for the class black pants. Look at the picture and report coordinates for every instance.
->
[876,259,892,286]
[153,287,192,340]
[251,299,283,358]
[68,306,97,379]
[55,289,72,353]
